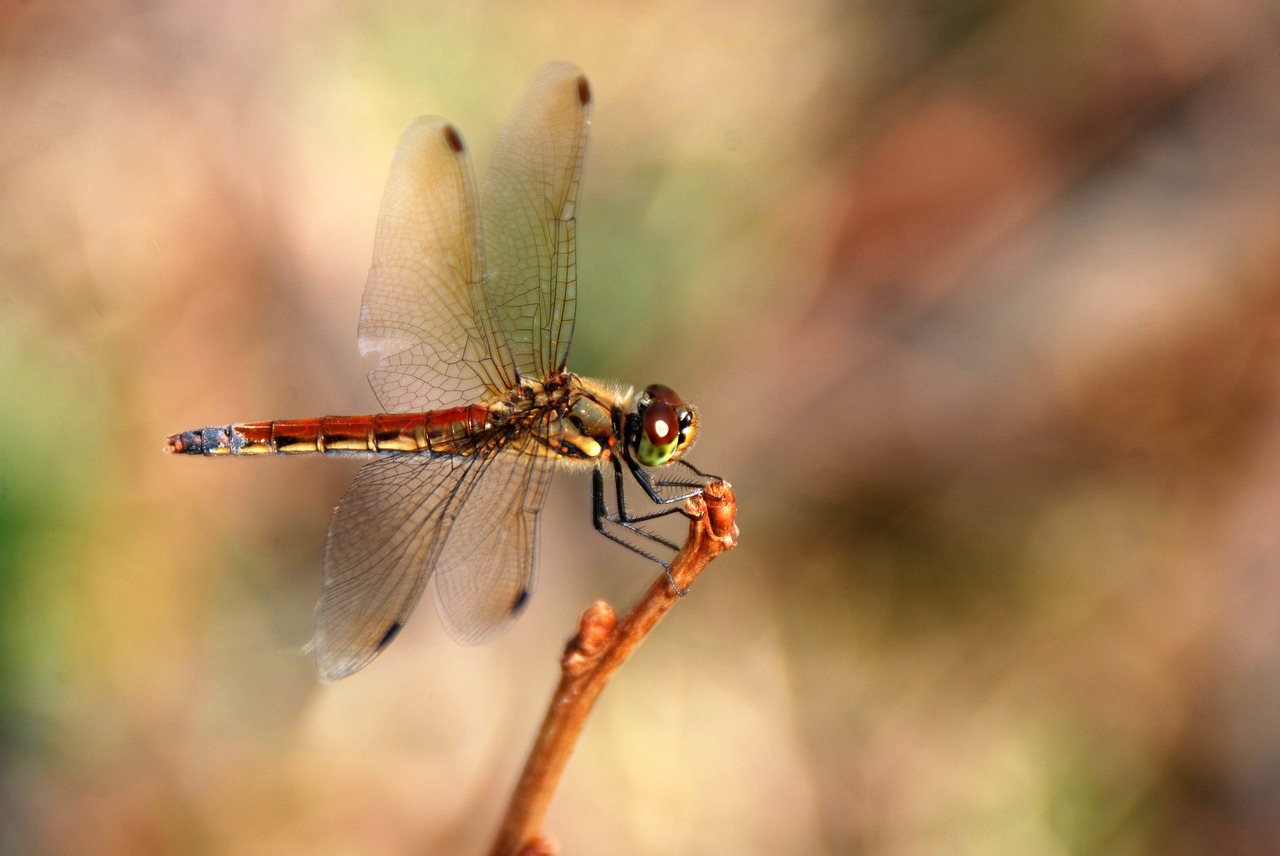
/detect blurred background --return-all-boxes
[4,0,1280,853]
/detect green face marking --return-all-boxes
[636,433,678,467]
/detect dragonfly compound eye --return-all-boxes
[636,398,680,466]
[643,383,682,408]
[644,399,678,445]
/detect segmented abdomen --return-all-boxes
[166,406,494,456]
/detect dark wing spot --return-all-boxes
[375,622,404,653]
[576,75,591,106]
[510,587,530,614]
[442,124,465,153]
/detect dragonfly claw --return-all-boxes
[665,565,688,597]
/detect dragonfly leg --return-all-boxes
[594,465,683,550]
[616,460,707,533]
[676,457,722,482]
[591,465,691,596]
[624,459,704,517]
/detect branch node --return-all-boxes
[561,601,616,676]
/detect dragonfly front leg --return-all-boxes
[591,463,696,595]
[592,465,682,552]
[624,457,705,509]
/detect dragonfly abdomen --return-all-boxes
[166,407,494,457]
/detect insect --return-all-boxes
[168,62,715,680]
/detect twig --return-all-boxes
[488,481,739,856]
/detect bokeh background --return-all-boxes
[5,1,1280,853]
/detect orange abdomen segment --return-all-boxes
[166,407,493,457]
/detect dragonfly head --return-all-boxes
[626,384,698,467]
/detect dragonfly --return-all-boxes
[167,62,715,681]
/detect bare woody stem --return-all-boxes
[488,481,739,856]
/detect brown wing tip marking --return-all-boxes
[576,74,591,107]
[442,124,465,153]
[375,621,405,653]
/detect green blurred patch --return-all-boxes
[1042,720,1162,856]
[0,312,106,760]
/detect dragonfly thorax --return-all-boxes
[549,377,696,469]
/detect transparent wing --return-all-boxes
[312,438,556,680]
[359,117,516,412]
[313,455,477,680]
[481,61,592,382]
[430,424,557,642]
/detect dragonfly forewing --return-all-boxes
[359,117,516,412]
[481,60,592,382]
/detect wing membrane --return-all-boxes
[359,118,516,412]
[313,455,476,680]
[313,435,557,679]
[430,421,557,642]
[481,61,591,381]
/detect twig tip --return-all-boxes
[701,481,738,542]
